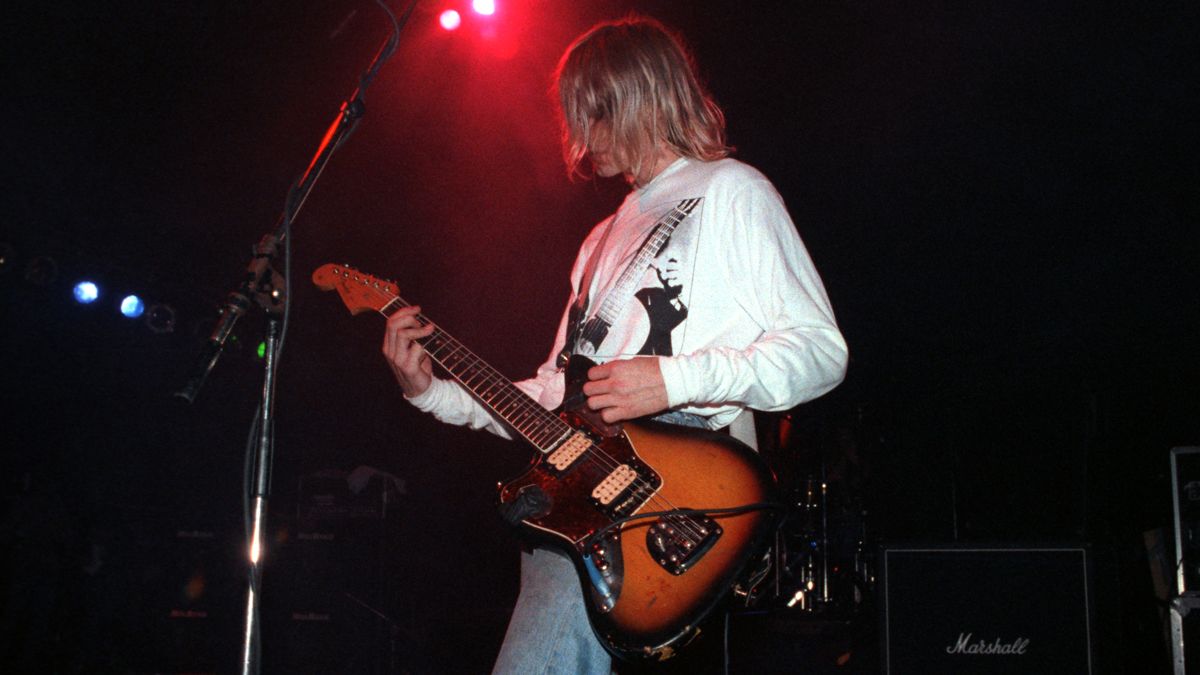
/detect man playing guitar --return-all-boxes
[381,15,847,674]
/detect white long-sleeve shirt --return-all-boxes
[408,157,848,437]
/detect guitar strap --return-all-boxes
[570,211,618,333]
[565,198,699,360]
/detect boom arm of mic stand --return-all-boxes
[171,14,401,403]
[173,71,372,405]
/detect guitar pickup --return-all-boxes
[589,459,661,519]
[592,465,637,504]
[647,513,722,576]
[546,432,592,473]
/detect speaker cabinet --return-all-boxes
[879,545,1094,674]
[261,509,400,674]
[136,525,241,674]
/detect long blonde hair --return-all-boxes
[554,16,731,180]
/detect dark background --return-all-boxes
[1,0,1196,672]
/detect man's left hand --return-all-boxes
[582,357,669,423]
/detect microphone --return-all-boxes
[174,291,250,403]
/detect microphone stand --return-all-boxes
[171,3,415,674]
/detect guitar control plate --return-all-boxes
[647,512,722,576]
[582,531,624,613]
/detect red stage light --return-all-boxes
[472,0,496,16]
[439,9,462,30]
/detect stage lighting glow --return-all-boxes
[184,573,206,601]
[120,294,145,318]
[73,281,100,304]
[439,9,461,30]
[472,0,496,16]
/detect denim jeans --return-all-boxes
[491,546,612,674]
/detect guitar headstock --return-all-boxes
[312,263,399,315]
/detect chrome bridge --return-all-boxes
[647,512,722,575]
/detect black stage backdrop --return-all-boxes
[1,1,1196,673]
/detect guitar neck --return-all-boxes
[378,297,569,452]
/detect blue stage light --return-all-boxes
[120,294,145,318]
[73,281,100,304]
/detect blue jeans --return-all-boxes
[491,547,612,674]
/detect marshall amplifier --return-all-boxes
[879,545,1094,674]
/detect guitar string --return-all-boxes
[364,280,711,544]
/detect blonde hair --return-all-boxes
[554,16,731,180]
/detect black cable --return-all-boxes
[243,408,260,543]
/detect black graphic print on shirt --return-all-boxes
[589,195,703,362]
[635,252,688,355]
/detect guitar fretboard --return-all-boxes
[379,297,571,453]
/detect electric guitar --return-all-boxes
[313,263,779,661]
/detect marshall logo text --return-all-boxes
[945,633,1031,655]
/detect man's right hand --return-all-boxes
[382,305,436,397]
